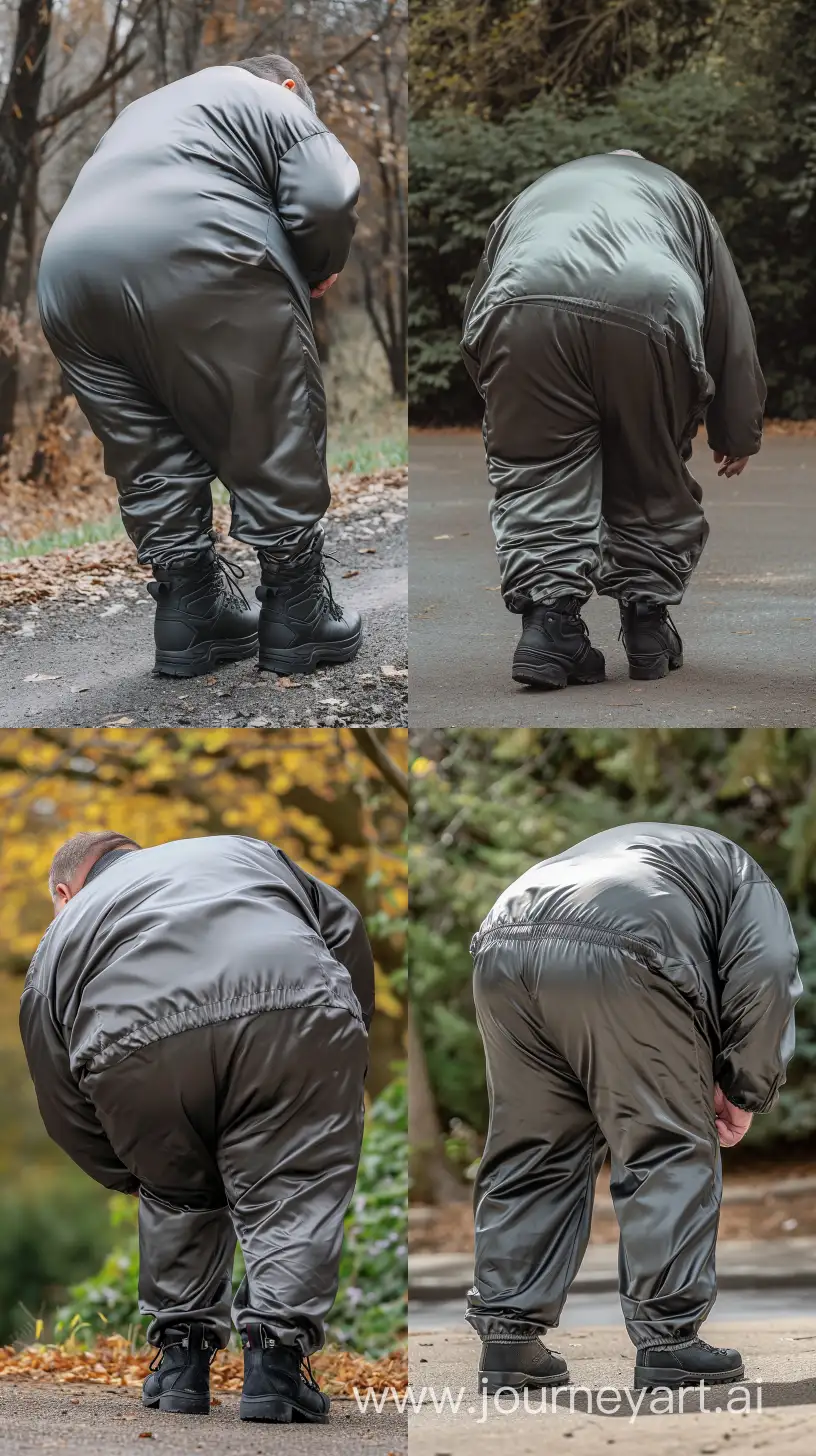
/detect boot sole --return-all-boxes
[154,634,259,679]
[627,653,683,682]
[512,652,605,690]
[239,1395,329,1424]
[480,1369,570,1394]
[633,1362,744,1390]
[258,625,363,676]
[143,1391,211,1415]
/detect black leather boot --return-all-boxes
[239,1324,330,1424]
[478,1338,570,1394]
[512,597,605,689]
[256,537,362,675]
[634,1337,744,1389]
[148,547,259,677]
[142,1323,219,1414]
[619,599,683,680]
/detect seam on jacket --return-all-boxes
[466,293,706,373]
[471,919,660,966]
[80,988,363,1074]
[277,127,329,163]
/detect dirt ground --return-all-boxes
[411,1162,816,1252]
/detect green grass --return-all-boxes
[0,515,125,562]
[327,431,408,475]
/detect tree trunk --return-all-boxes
[0,151,40,453]
[408,1002,466,1204]
[0,0,53,290]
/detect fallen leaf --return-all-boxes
[104,716,134,726]
[100,603,126,618]
[24,673,59,682]
[380,665,408,679]
[70,686,90,694]
[433,534,452,540]
[342,570,360,579]
[358,547,377,554]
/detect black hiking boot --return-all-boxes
[619,599,683,680]
[142,1323,219,1414]
[256,536,362,675]
[634,1337,744,1389]
[478,1338,570,1394]
[511,598,605,689]
[148,547,259,678]
[239,1324,330,1424]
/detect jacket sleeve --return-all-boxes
[715,877,802,1113]
[702,215,766,460]
[19,987,139,1193]
[274,849,375,1030]
[276,130,360,284]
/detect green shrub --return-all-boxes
[56,1075,407,1357]
[0,1175,113,1345]
[409,67,816,421]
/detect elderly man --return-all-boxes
[20,830,374,1423]
[462,152,765,688]
[468,823,800,1391]
[38,55,362,679]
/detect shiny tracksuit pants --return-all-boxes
[463,302,713,612]
[39,269,329,569]
[468,929,721,1350]
[84,1006,367,1352]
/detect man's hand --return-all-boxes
[310,273,338,300]
[714,1084,753,1147]
[713,451,749,478]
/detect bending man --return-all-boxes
[20,830,373,1423]
[462,152,765,689]
[38,56,362,679]
[468,822,799,1391]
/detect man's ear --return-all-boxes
[53,882,73,914]
[283,78,297,92]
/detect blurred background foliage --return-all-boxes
[409,0,816,421]
[409,728,816,1201]
[0,727,407,1351]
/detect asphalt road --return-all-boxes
[0,515,407,729]
[410,431,816,726]
[0,1385,406,1455]
[408,1318,816,1455]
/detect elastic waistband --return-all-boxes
[471,918,659,966]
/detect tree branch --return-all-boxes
[351,729,408,802]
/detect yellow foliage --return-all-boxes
[0,730,407,1033]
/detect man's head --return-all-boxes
[49,831,141,914]
[231,53,316,114]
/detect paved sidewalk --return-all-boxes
[0,1383,407,1455]
[410,1238,816,1301]
[408,1318,816,1455]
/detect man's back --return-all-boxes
[478,822,761,973]
[38,66,358,331]
[464,154,715,366]
[25,835,362,1075]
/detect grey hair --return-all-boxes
[49,830,140,895]
[231,53,316,113]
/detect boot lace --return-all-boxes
[209,552,250,609]
[148,1335,219,1370]
[301,1354,321,1391]
[618,603,678,643]
[301,550,344,622]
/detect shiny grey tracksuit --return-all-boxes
[20,836,373,1353]
[462,155,766,612]
[37,68,360,569]
[468,824,800,1349]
